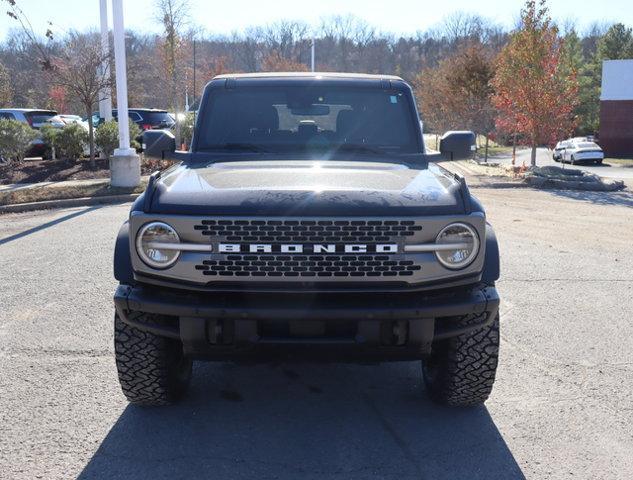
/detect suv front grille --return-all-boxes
[188,217,427,282]
[194,219,422,243]
[194,254,422,278]
[130,214,486,287]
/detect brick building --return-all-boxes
[600,59,633,158]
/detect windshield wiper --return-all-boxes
[336,144,386,154]
[204,143,269,153]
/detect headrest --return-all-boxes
[337,109,362,140]
[249,105,279,131]
[298,119,318,136]
[336,110,357,135]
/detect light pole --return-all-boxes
[311,37,315,72]
[98,0,112,122]
[109,0,140,187]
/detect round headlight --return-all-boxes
[136,222,180,269]
[435,223,479,270]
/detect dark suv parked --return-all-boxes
[113,72,501,408]
[92,108,175,130]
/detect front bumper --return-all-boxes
[114,283,499,361]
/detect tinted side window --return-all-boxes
[0,112,15,120]
[141,111,173,123]
[113,111,142,122]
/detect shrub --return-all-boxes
[180,112,195,148]
[55,123,88,160]
[0,118,37,163]
[129,122,141,150]
[40,124,60,158]
[95,120,118,158]
[96,120,142,158]
[40,124,59,146]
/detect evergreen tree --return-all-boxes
[579,23,633,135]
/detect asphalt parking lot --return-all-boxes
[1,187,632,480]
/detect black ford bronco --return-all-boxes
[113,72,500,407]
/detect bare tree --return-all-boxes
[233,28,263,71]
[0,61,12,107]
[441,12,485,43]
[155,0,190,145]
[53,33,112,166]
[262,21,310,65]
[4,1,111,167]
[320,15,375,71]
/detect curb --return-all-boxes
[0,193,139,214]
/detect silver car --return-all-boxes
[0,108,63,157]
[553,138,604,164]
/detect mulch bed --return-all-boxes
[0,157,173,185]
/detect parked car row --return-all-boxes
[1,107,177,159]
[0,109,62,156]
[553,137,604,164]
[91,108,176,130]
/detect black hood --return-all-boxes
[147,159,467,216]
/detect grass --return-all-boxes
[480,145,513,157]
[0,177,147,206]
[423,133,512,156]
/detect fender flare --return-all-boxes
[482,223,500,284]
[113,221,134,284]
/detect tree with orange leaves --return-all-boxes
[492,0,578,166]
[48,85,66,113]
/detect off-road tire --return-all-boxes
[422,313,499,407]
[114,313,192,406]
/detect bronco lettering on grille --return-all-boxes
[218,243,398,254]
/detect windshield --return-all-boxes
[197,86,419,154]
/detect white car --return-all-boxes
[553,139,604,164]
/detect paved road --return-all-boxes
[1,189,633,479]
[489,147,633,180]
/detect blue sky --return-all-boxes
[1,0,631,39]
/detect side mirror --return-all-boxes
[439,131,476,160]
[142,129,176,159]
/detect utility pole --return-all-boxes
[109,0,140,187]
[98,0,112,122]
[192,39,197,124]
[311,37,315,72]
